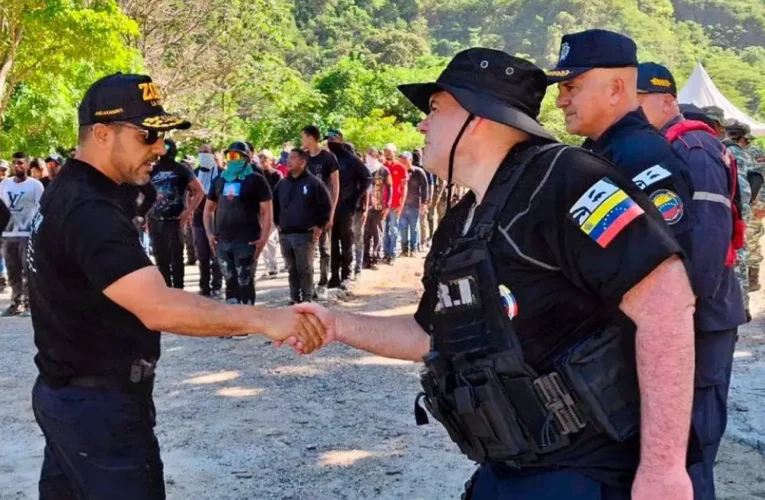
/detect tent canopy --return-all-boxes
[678,63,765,137]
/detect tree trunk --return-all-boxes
[0,25,24,125]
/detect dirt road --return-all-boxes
[1,255,764,499]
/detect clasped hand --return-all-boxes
[264,303,336,355]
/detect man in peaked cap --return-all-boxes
[549,31,697,256]
[27,73,323,498]
[638,62,747,500]
[289,48,695,499]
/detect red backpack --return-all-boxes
[665,120,744,267]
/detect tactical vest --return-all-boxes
[414,144,641,466]
[665,120,744,266]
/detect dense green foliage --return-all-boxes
[2,0,765,156]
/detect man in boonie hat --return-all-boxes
[290,47,696,500]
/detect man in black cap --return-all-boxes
[27,73,323,499]
[148,138,205,289]
[549,30,696,260]
[289,48,695,499]
[42,154,63,188]
[204,141,273,308]
[638,62,747,500]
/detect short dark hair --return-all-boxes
[12,152,28,160]
[290,148,309,161]
[30,159,42,168]
[245,141,255,154]
[301,125,321,142]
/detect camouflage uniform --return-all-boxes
[725,139,754,308]
[746,142,765,290]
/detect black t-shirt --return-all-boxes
[415,144,682,488]
[149,159,195,219]
[29,159,159,382]
[207,173,272,242]
[261,168,282,193]
[306,149,339,189]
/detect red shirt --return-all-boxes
[385,160,408,209]
[275,163,289,179]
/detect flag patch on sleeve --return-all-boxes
[569,178,645,248]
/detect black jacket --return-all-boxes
[273,170,332,233]
[328,142,371,214]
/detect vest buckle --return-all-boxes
[533,372,587,435]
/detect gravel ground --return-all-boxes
[1,253,764,499]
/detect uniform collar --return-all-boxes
[588,108,654,154]
[65,158,121,194]
[660,114,684,135]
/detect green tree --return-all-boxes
[0,0,139,154]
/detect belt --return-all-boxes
[68,375,154,394]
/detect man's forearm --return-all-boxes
[203,206,214,236]
[147,287,273,336]
[621,256,695,470]
[335,312,430,362]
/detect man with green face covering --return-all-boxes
[203,141,273,306]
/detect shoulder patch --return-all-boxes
[631,165,672,190]
[650,189,684,225]
[569,178,645,248]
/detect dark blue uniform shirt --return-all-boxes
[661,116,747,332]
[584,109,696,264]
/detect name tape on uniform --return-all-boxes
[631,165,671,190]
[569,178,645,248]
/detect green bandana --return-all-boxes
[221,160,254,182]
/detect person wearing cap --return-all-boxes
[325,129,371,288]
[397,150,429,257]
[147,138,205,289]
[381,143,408,264]
[734,127,765,294]
[204,140,273,308]
[637,62,747,500]
[363,147,392,270]
[290,48,696,499]
[27,73,323,498]
[549,30,696,265]
[1,151,44,317]
[257,148,283,280]
[719,120,757,311]
[43,153,63,188]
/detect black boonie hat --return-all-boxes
[397,48,555,141]
[637,63,677,96]
[225,141,250,156]
[78,73,190,131]
[547,29,638,85]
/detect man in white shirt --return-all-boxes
[0,152,44,316]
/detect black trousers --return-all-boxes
[330,211,354,282]
[32,377,165,500]
[192,226,221,295]
[363,209,384,264]
[149,218,184,289]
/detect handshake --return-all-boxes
[262,302,336,355]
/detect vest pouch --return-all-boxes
[556,321,639,442]
[444,366,533,461]
[419,369,478,458]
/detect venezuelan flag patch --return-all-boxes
[569,178,645,248]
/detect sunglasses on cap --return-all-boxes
[225,151,246,161]
[112,122,165,145]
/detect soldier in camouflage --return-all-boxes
[742,132,765,291]
[722,119,755,312]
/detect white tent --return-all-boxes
[677,63,765,137]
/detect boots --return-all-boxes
[749,267,761,293]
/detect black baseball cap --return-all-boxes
[78,73,190,131]
[637,63,677,96]
[398,48,555,141]
[547,29,638,84]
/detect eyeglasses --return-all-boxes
[226,151,246,161]
[112,122,165,145]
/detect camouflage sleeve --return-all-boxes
[732,147,753,217]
